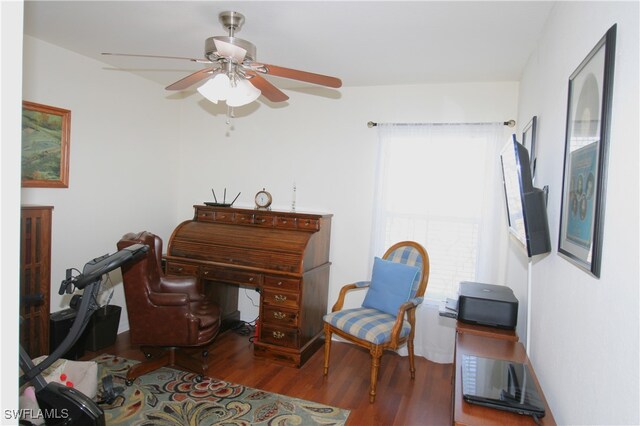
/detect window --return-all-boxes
[372,123,508,301]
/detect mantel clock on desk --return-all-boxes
[164,205,332,367]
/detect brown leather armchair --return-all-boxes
[117,231,221,383]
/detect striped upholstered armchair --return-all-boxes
[323,241,430,403]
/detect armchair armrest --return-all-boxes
[407,296,424,306]
[148,291,189,306]
[159,276,204,302]
[331,281,371,312]
[388,296,424,347]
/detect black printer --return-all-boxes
[457,281,518,329]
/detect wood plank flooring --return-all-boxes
[83,329,453,425]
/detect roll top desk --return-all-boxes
[165,205,332,367]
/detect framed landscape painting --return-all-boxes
[21,101,71,188]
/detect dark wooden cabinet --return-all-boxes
[165,206,332,367]
[20,205,53,358]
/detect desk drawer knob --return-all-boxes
[273,311,286,320]
[272,331,285,339]
[248,277,254,282]
[274,294,287,303]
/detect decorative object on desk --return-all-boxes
[205,188,240,207]
[291,182,296,212]
[94,354,350,426]
[558,24,616,278]
[101,11,341,109]
[21,101,71,188]
[522,116,538,181]
[255,188,272,210]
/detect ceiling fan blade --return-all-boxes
[165,67,216,91]
[256,63,342,88]
[246,73,289,102]
[101,52,211,64]
[212,39,247,64]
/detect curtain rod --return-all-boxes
[367,120,516,128]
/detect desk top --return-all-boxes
[454,333,556,425]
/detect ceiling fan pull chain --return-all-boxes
[226,105,235,126]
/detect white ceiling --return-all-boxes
[23,1,555,91]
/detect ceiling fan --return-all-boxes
[102,11,342,106]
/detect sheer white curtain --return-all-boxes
[371,123,509,362]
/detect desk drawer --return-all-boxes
[262,306,299,327]
[260,324,299,348]
[195,208,215,222]
[235,213,254,224]
[262,289,299,309]
[201,267,261,287]
[253,214,274,227]
[263,276,300,292]
[297,218,319,231]
[214,211,235,223]
[275,216,297,229]
[165,261,199,276]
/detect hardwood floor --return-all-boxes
[83,328,454,425]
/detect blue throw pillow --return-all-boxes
[362,257,420,316]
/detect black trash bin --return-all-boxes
[84,305,122,351]
[50,308,89,360]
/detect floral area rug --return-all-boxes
[94,354,349,426]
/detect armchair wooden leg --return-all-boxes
[369,345,383,403]
[408,338,416,379]
[323,324,332,376]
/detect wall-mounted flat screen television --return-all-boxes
[500,135,551,257]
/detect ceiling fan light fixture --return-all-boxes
[226,78,261,107]
[197,72,261,107]
[197,72,231,103]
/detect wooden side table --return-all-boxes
[455,320,518,342]
[452,332,556,425]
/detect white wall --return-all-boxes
[513,2,639,424]
[175,82,518,319]
[1,0,24,419]
[21,36,181,332]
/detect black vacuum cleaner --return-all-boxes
[19,243,148,426]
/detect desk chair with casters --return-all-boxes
[117,231,221,384]
[323,241,430,403]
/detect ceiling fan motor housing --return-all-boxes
[205,36,256,62]
[219,11,244,33]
